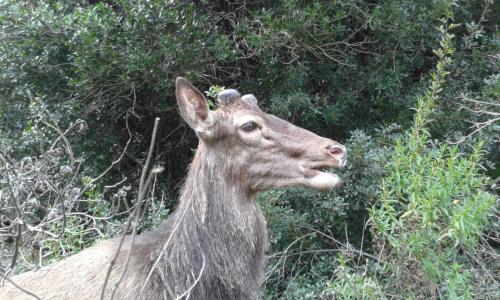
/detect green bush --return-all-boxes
[261,126,397,298]
[323,255,386,300]
[0,0,498,298]
[369,18,497,299]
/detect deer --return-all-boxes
[0,77,347,299]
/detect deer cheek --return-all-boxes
[238,132,263,147]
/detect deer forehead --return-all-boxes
[214,91,292,135]
[232,111,265,125]
[216,100,261,121]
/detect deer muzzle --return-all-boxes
[301,140,347,190]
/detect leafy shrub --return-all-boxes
[0,0,498,298]
[261,126,398,298]
[263,7,498,298]
[323,255,386,300]
[369,18,497,299]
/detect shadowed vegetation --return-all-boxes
[0,0,498,299]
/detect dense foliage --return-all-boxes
[0,0,498,298]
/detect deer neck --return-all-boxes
[178,144,266,239]
[161,143,267,265]
[138,144,267,298]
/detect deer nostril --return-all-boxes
[329,146,344,157]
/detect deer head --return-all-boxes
[176,77,346,192]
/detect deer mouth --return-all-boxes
[302,165,342,190]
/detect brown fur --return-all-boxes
[0,78,346,299]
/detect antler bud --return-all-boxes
[241,94,258,106]
[217,89,240,105]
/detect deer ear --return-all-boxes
[175,77,215,133]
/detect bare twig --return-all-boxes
[101,117,161,300]
[267,248,382,263]
[138,178,196,298]
[174,253,206,300]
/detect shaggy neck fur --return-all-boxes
[144,143,268,299]
[0,143,268,300]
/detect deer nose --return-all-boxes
[326,144,347,167]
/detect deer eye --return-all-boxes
[240,121,257,132]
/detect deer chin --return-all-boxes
[303,168,342,190]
